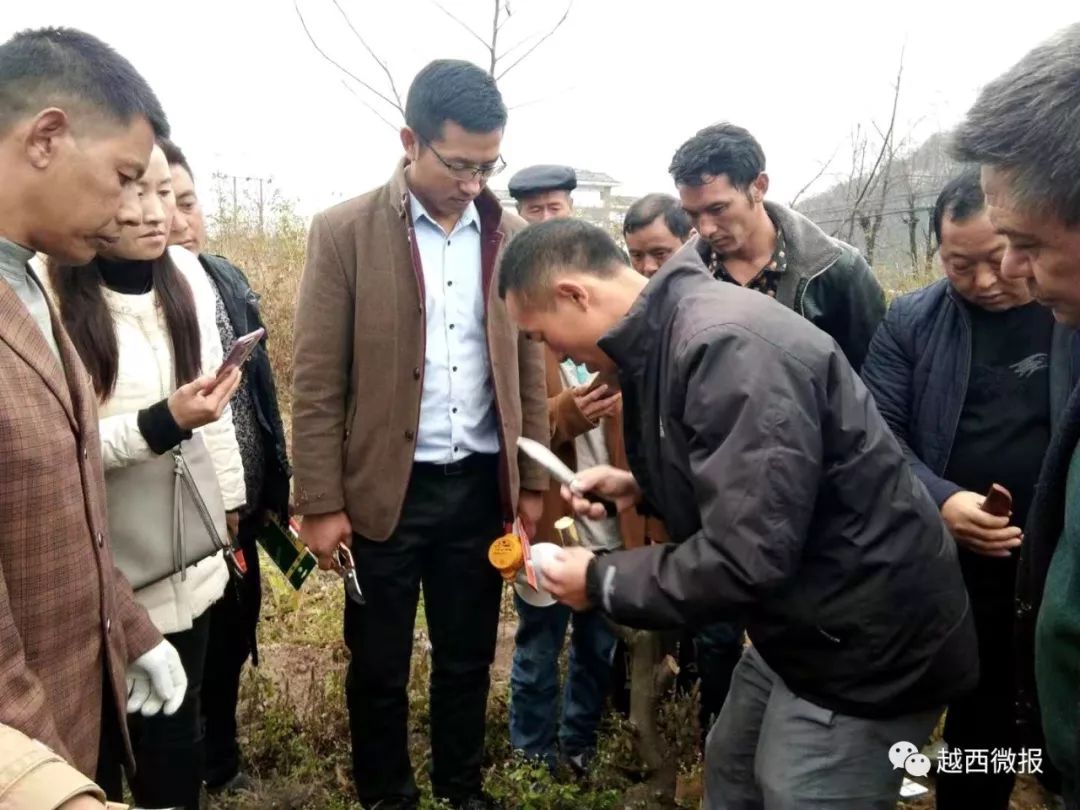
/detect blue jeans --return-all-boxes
[509,594,616,764]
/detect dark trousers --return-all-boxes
[677,620,745,747]
[344,454,504,808]
[202,515,262,788]
[97,610,211,810]
[937,549,1018,810]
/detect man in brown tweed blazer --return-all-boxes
[0,28,188,782]
[293,60,548,809]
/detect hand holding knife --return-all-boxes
[517,437,618,518]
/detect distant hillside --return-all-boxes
[795,131,959,278]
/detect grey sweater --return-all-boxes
[0,238,59,361]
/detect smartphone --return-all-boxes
[580,369,620,394]
[981,483,1013,517]
[213,327,265,384]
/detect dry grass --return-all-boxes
[207,185,306,431]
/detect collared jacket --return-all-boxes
[0,275,161,777]
[588,247,977,719]
[861,277,1074,507]
[691,201,885,372]
[292,160,548,538]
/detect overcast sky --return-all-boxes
[4,2,1077,217]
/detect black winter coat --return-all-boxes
[590,250,977,719]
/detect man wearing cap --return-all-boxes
[506,165,662,774]
[508,164,577,223]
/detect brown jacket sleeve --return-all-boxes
[291,212,355,515]
[545,351,595,450]
[549,388,596,449]
[115,568,161,662]
[0,724,124,809]
[517,334,549,492]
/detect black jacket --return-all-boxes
[589,249,977,718]
[712,201,886,373]
[199,253,291,522]
[862,278,1075,507]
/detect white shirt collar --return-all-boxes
[409,192,479,236]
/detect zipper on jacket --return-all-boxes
[795,255,841,316]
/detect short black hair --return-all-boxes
[932,168,986,246]
[668,123,765,189]
[623,193,692,240]
[159,137,193,180]
[0,27,169,138]
[405,59,506,144]
[498,219,625,304]
[953,22,1080,226]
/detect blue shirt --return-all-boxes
[409,194,499,463]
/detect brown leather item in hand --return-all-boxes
[981,483,1013,517]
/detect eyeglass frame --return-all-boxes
[421,138,506,181]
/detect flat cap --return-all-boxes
[507,164,577,200]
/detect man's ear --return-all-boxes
[400,126,420,163]
[25,108,70,169]
[554,278,590,310]
[750,172,769,203]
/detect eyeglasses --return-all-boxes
[424,140,506,182]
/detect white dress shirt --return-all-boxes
[409,193,499,463]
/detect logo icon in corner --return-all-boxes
[889,741,931,777]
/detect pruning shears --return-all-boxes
[333,543,366,605]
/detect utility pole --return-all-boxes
[218,173,273,231]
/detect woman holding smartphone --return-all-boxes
[41,142,245,810]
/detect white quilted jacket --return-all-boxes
[39,246,246,633]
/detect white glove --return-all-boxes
[125,640,187,716]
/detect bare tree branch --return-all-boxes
[789,146,839,208]
[430,0,493,53]
[496,0,513,32]
[837,46,905,241]
[488,0,502,76]
[339,80,400,132]
[331,0,405,113]
[303,0,575,125]
[497,29,542,61]
[495,0,573,81]
[295,0,404,117]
